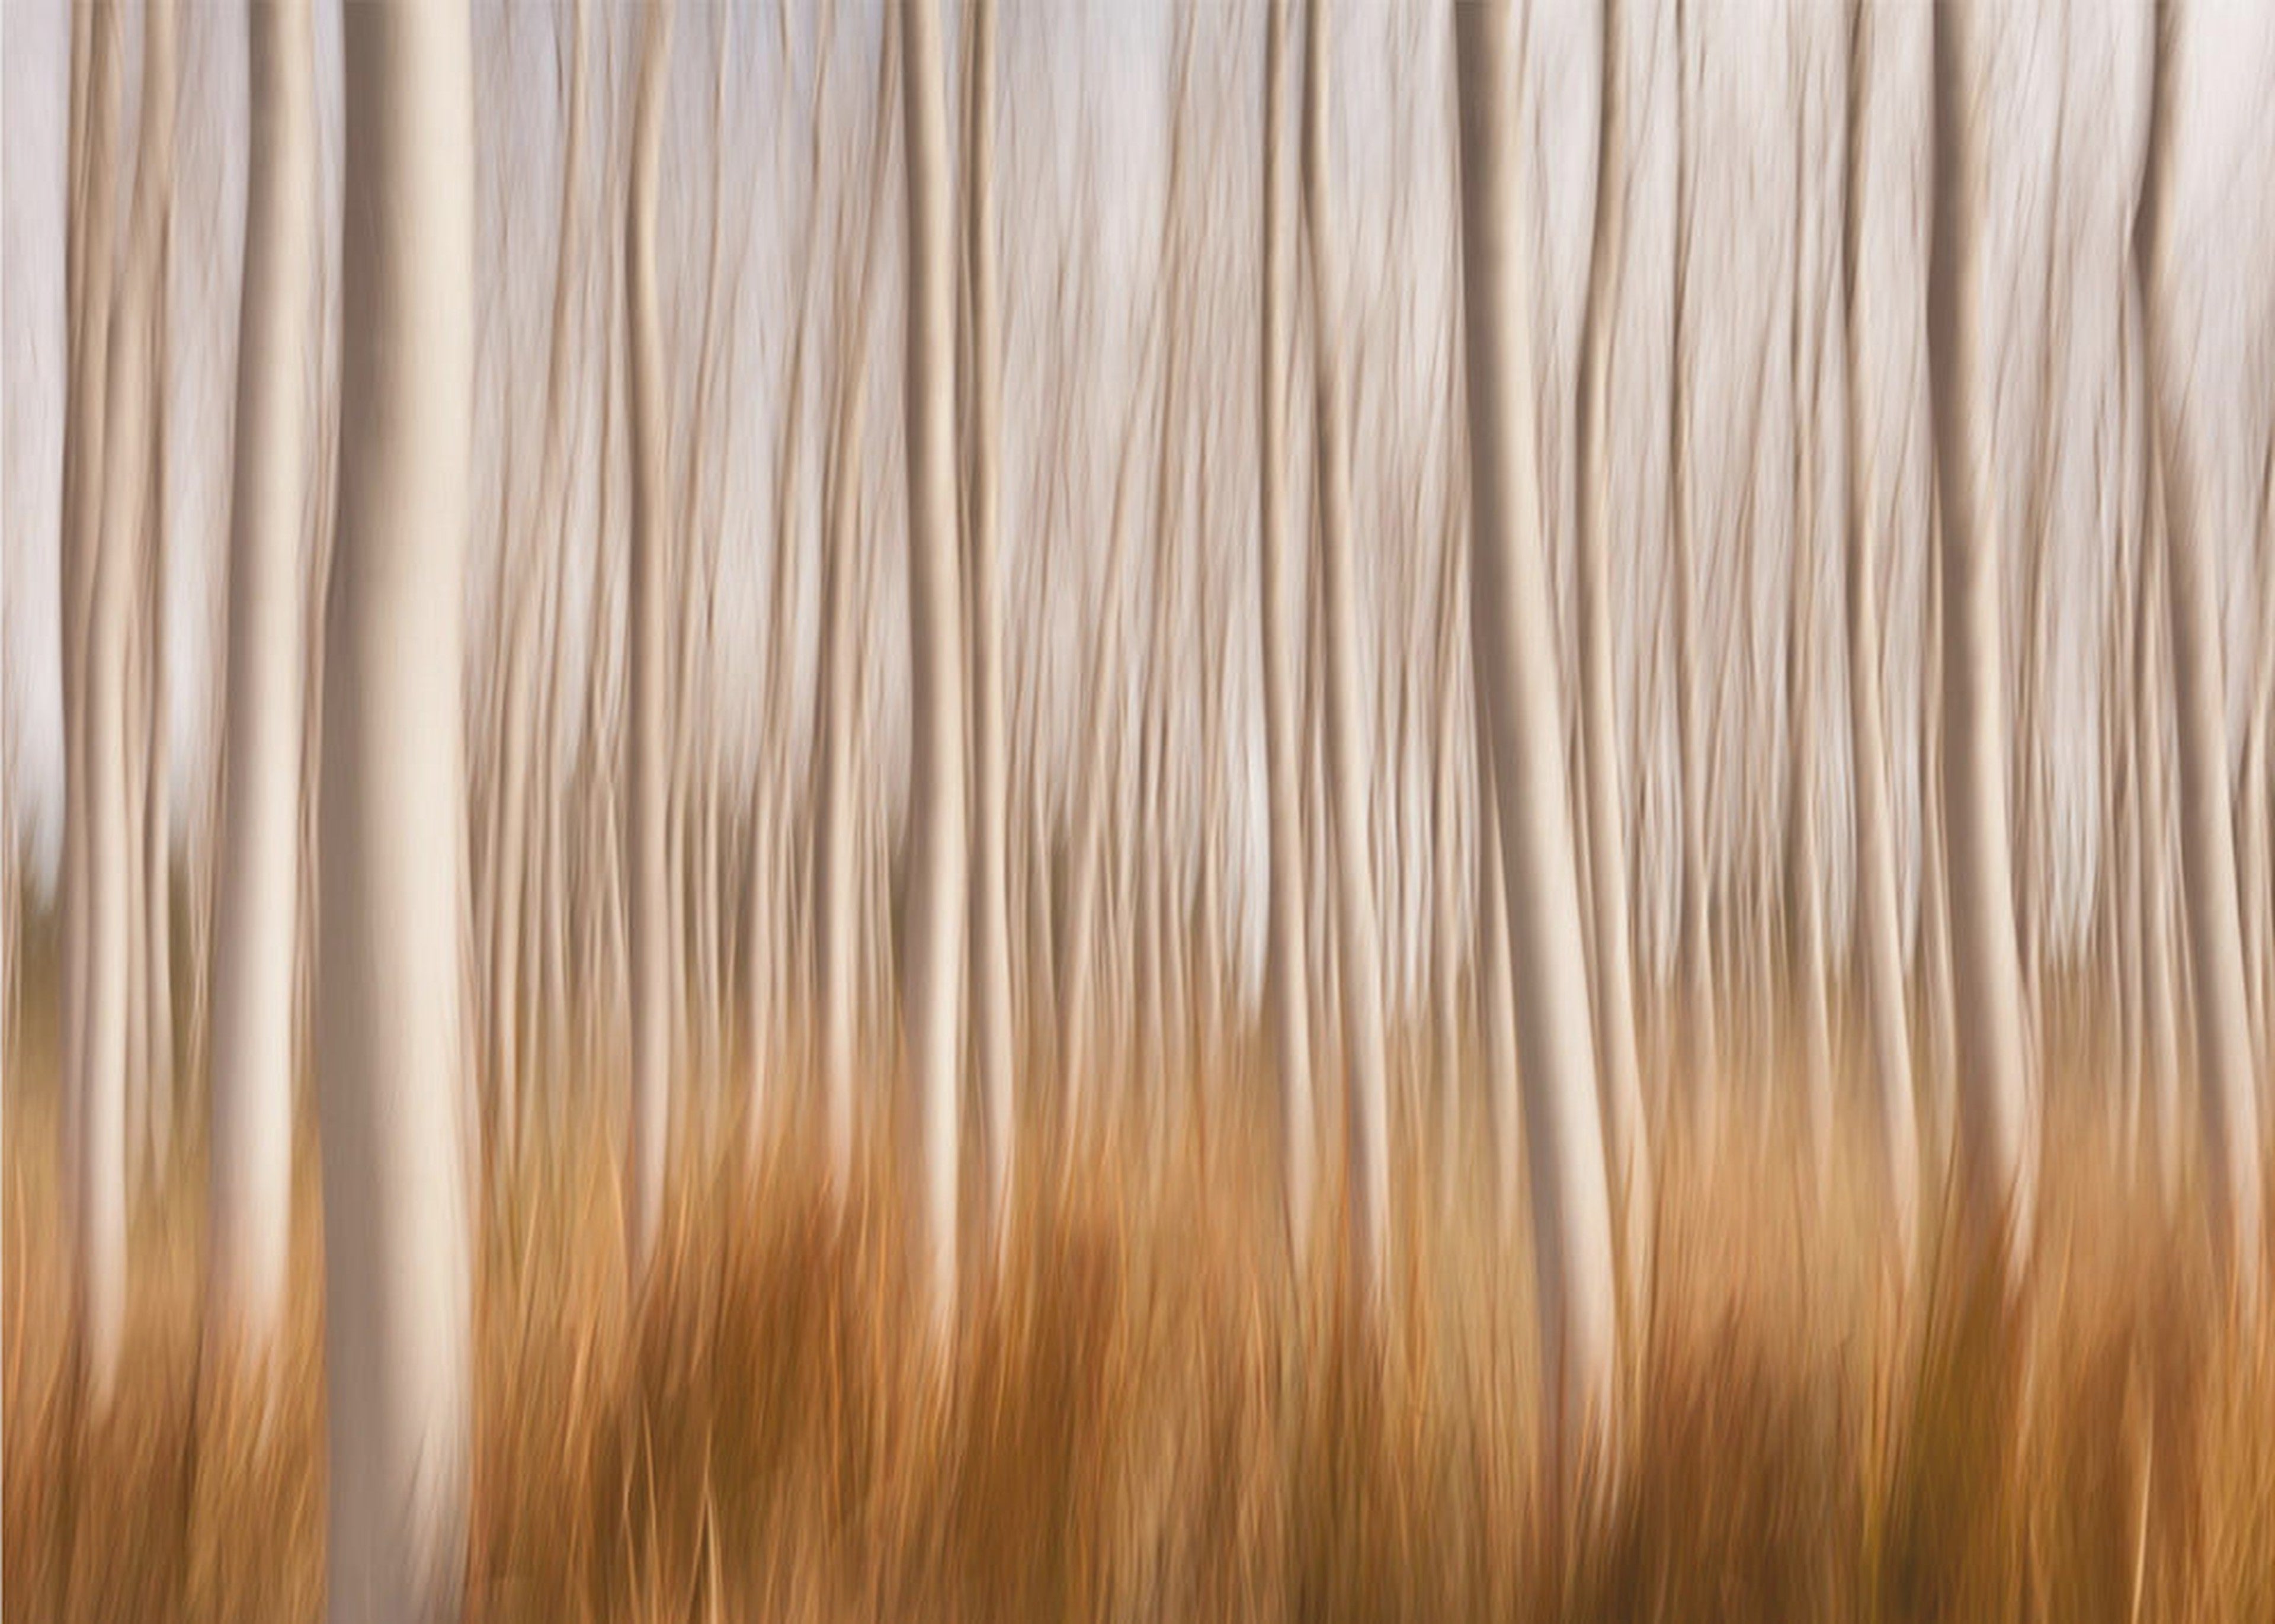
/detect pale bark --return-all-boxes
[960,0,1014,1251]
[624,0,676,1283]
[1927,0,2037,1272]
[1839,0,1918,1270]
[1455,0,1620,1468]
[320,0,478,1613]
[2139,15,2264,1301]
[1302,0,1391,1308]
[208,0,316,1362]
[59,0,124,1399]
[1575,0,1652,1296]
[901,0,968,1331]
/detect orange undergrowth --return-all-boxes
[7,1036,2275,1620]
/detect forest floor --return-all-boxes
[8,1032,2275,1621]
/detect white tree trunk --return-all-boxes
[320,0,477,1613]
[1927,0,2037,1273]
[624,0,677,1284]
[960,0,1014,1253]
[1840,0,1918,1271]
[1455,0,1620,1469]
[2139,19,2264,1302]
[1302,0,1392,1308]
[208,0,315,1363]
[1575,0,1652,1301]
[901,0,967,1332]
[1259,0,1315,1254]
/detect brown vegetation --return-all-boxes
[9,989,2274,1621]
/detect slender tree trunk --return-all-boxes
[321,0,478,1612]
[1302,0,1392,1308]
[2138,14,2264,1301]
[1927,0,2037,1273]
[624,0,677,1284]
[59,0,123,1383]
[901,0,967,1332]
[1455,0,1620,1470]
[959,0,1014,1254]
[208,0,316,1363]
[1575,0,1652,1299]
[1839,0,1918,1270]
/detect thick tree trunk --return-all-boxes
[1302,0,1392,1308]
[624,0,677,1284]
[1455,0,1620,1469]
[1927,0,2037,1274]
[320,0,478,1613]
[901,0,968,1331]
[208,0,316,1363]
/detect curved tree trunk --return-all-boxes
[1838,0,1918,1271]
[2138,13,2264,1303]
[1575,0,1652,1302]
[901,0,968,1332]
[208,0,316,1364]
[624,0,677,1285]
[1302,0,1392,1308]
[1927,0,2037,1274]
[321,0,478,1613]
[1455,0,1620,1470]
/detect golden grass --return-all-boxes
[8,1042,2275,1621]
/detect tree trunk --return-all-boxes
[1838,0,1918,1270]
[624,0,677,1284]
[1927,0,2037,1273]
[1455,0,1620,1470]
[208,0,316,1363]
[2138,12,2264,1302]
[901,0,967,1332]
[960,0,1014,1254]
[320,0,478,1612]
[1302,0,1392,1308]
[1575,0,1652,1300]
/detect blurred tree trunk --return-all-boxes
[1575,0,1652,1299]
[208,0,316,1363]
[1839,0,1918,1271]
[2138,10,2263,1302]
[65,0,130,1408]
[1927,0,2037,1274]
[1455,0,1620,1470]
[901,0,968,1331]
[1669,0,1718,1143]
[624,0,676,1283]
[959,0,1014,1253]
[1302,0,1391,1308]
[320,0,478,1612]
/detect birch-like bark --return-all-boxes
[321,0,477,1612]
[208,0,316,1362]
[1839,0,1918,1270]
[959,0,1014,1253]
[1927,0,2037,1272]
[1455,0,1620,1468]
[1574,0,1651,1295]
[901,0,968,1331]
[1302,0,1392,1307]
[624,0,677,1283]
[2138,9,2263,1301]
